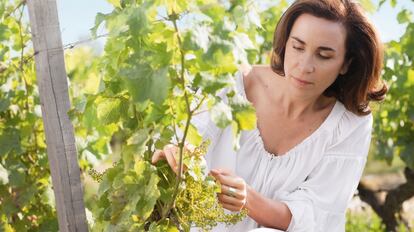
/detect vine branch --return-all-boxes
[161,10,194,220]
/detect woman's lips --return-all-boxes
[291,76,313,85]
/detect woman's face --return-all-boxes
[283,13,349,98]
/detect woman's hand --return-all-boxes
[210,168,247,212]
[151,143,196,175]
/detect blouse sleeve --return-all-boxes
[190,102,222,146]
[276,112,373,232]
[173,85,231,148]
[174,70,245,148]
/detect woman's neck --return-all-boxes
[272,75,332,119]
[252,64,335,119]
[278,92,324,119]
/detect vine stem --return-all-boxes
[3,0,26,19]
[160,10,194,221]
[16,5,30,112]
[159,8,210,223]
[16,4,40,153]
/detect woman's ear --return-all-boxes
[340,58,353,75]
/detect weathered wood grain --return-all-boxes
[27,0,88,231]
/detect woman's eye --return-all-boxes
[293,46,304,51]
[318,54,331,60]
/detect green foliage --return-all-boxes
[346,209,385,232]
[92,159,161,231]
[73,0,275,230]
[373,2,414,170]
[0,0,57,231]
[89,141,248,231]
[346,208,412,232]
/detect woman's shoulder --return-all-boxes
[327,102,373,150]
[339,105,373,129]
[238,64,278,95]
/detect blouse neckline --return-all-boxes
[236,69,343,158]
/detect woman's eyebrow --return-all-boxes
[291,36,336,52]
[291,36,305,44]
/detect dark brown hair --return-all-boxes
[270,0,387,116]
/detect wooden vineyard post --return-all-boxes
[26,0,88,231]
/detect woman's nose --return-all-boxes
[298,55,315,74]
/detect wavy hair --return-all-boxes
[271,0,388,115]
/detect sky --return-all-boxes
[55,0,414,52]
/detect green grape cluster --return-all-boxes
[174,174,248,231]
[88,169,106,182]
[171,141,248,231]
[88,162,118,183]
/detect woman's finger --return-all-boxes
[217,193,245,207]
[163,144,179,174]
[151,150,165,164]
[184,142,196,153]
[211,172,245,190]
[220,183,246,200]
[212,168,233,176]
[220,202,243,212]
[153,144,193,175]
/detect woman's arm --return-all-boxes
[246,185,292,230]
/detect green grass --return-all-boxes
[346,208,385,232]
[346,208,413,232]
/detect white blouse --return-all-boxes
[190,70,372,232]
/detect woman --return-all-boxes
[152,0,387,231]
